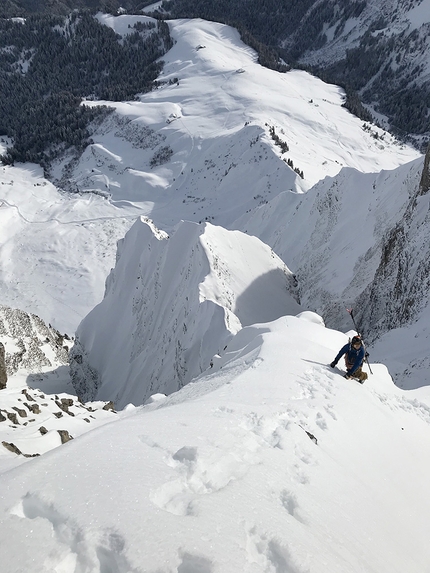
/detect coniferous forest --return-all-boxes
[0,11,172,166]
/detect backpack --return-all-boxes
[346,335,368,369]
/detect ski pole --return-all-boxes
[346,308,373,375]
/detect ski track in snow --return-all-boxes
[148,364,333,524]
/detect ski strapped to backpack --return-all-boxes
[346,308,373,375]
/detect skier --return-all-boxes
[330,335,368,382]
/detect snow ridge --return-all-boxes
[70,217,300,407]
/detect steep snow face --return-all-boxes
[2,314,430,573]
[70,218,300,407]
[234,155,430,388]
[0,17,420,336]
[236,157,423,323]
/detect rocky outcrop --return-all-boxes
[1,441,40,458]
[419,145,430,195]
[0,305,69,377]
[57,430,73,444]
[0,385,117,460]
[70,218,301,407]
[356,172,430,341]
[0,342,6,389]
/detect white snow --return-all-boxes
[1,15,430,572]
[0,163,140,334]
[70,218,300,408]
[1,314,430,572]
[0,17,420,336]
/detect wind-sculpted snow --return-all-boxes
[0,306,117,472]
[70,218,300,407]
[54,18,419,230]
[2,314,430,573]
[0,17,420,337]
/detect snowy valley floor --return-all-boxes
[1,313,430,573]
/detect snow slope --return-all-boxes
[1,313,430,572]
[0,16,420,337]
[64,17,419,228]
[0,162,140,334]
[234,153,430,388]
[1,16,430,571]
[70,217,300,407]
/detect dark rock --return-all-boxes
[39,426,48,435]
[103,401,115,411]
[2,441,22,455]
[419,145,430,195]
[0,342,6,389]
[0,411,6,422]
[53,412,63,418]
[57,430,73,444]
[27,403,41,414]
[7,412,19,425]
[55,400,69,413]
[21,389,35,401]
[12,406,27,418]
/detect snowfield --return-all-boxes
[1,14,430,573]
[1,314,430,572]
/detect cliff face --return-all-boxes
[0,342,6,390]
[233,151,430,388]
[419,145,430,195]
[0,305,70,380]
[70,218,301,407]
[356,147,430,333]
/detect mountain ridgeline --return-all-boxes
[1,0,429,161]
[0,11,172,166]
[157,0,430,145]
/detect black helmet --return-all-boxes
[351,336,362,346]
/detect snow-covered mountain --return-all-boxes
[158,0,430,139]
[54,16,419,212]
[2,313,430,572]
[290,0,430,138]
[1,15,427,388]
[70,217,300,407]
[235,149,430,388]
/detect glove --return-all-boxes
[344,373,351,380]
[330,361,336,368]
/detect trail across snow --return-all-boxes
[1,314,430,572]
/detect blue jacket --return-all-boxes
[333,343,365,375]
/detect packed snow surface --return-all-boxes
[1,314,430,572]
